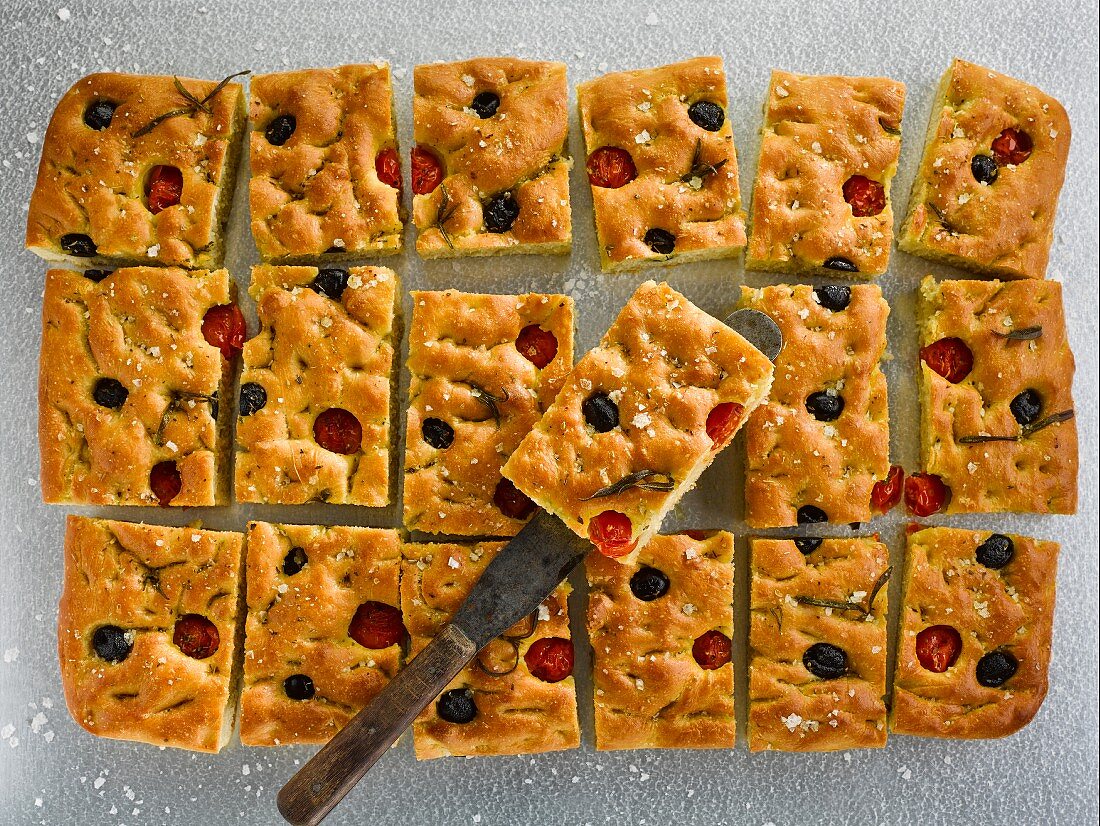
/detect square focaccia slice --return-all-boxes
[503,281,773,564]
[748,537,890,751]
[739,284,891,527]
[26,71,246,269]
[39,266,239,506]
[891,527,1058,738]
[235,265,399,506]
[58,517,244,753]
[747,70,906,277]
[249,64,403,261]
[403,290,574,536]
[916,276,1077,514]
[401,542,579,758]
[577,56,746,271]
[587,532,735,750]
[412,57,571,257]
[239,522,403,746]
[899,59,1071,280]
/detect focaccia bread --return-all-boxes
[249,64,403,261]
[39,266,239,506]
[26,71,245,269]
[899,59,1071,280]
[891,527,1058,738]
[404,290,574,535]
[748,537,890,752]
[58,516,244,753]
[239,522,404,746]
[917,276,1077,514]
[747,70,906,277]
[577,56,746,271]
[739,284,891,527]
[503,281,773,564]
[412,57,571,257]
[401,541,579,759]
[235,265,399,506]
[587,532,735,750]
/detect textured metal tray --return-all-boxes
[0,1,1096,824]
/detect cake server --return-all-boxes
[277,308,781,826]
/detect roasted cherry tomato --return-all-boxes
[493,478,537,520]
[201,304,246,360]
[348,601,408,649]
[916,625,962,672]
[524,637,574,683]
[375,147,401,190]
[920,337,973,383]
[173,614,220,659]
[411,146,443,195]
[150,460,182,506]
[692,630,732,670]
[905,472,949,516]
[515,324,558,368]
[991,128,1033,166]
[313,408,362,455]
[842,175,886,217]
[585,146,637,189]
[871,465,904,513]
[588,510,636,558]
[145,165,183,214]
[706,402,745,448]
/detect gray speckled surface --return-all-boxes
[1,0,1097,824]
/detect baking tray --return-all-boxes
[0,1,1096,823]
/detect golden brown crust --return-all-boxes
[413,58,571,257]
[587,533,735,750]
[403,290,574,535]
[58,516,244,753]
[401,542,579,758]
[918,276,1077,514]
[39,267,233,506]
[891,527,1058,739]
[235,265,398,506]
[249,64,403,261]
[502,281,773,564]
[577,57,746,271]
[26,72,245,269]
[748,537,889,752]
[747,70,905,277]
[739,284,890,527]
[239,522,403,746]
[899,59,1071,280]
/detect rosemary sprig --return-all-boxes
[796,567,891,619]
[470,384,508,423]
[679,139,727,189]
[958,409,1075,445]
[133,69,250,138]
[992,326,1042,341]
[155,391,218,445]
[580,469,675,500]
[432,184,458,249]
[928,202,958,235]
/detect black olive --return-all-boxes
[644,228,676,255]
[239,383,267,417]
[484,192,520,233]
[971,154,999,185]
[83,100,116,131]
[469,91,500,119]
[60,233,97,258]
[813,285,851,312]
[687,100,725,132]
[629,567,670,601]
[282,546,308,576]
[83,269,113,283]
[976,534,1015,569]
[1009,389,1042,426]
[797,505,828,525]
[805,391,845,422]
[976,650,1018,687]
[823,257,858,273]
[437,688,478,724]
[310,268,349,301]
[794,537,823,555]
[803,642,848,679]
[283,673,315,700]
[582,392,619,433]
[265,113,296,146]
[92,377,128,409]
[92,625,133,663]
[422,417,455,449]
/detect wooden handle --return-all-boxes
[276,623,477,826]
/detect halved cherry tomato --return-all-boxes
[493,478,537,520]
[313,408,362,455]
[920,337,973,383]
[991,128,1033,166]
[375,148,401,190]
[871,465,904,513]
[524,637,574,683]
[515,324,558,369]
[585,146,637,189]
[201,304,246,360]
[905,472,949,516]
[145,165,183,214]
[588,510,636,558]
[706,402,745,448]
[348,601,408,649]
[916,625,962,672]
[411,146,443,195]
[150,460,182,506]
[843,175,886,217]
[692,630,732,670]
[173,614,220,659]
